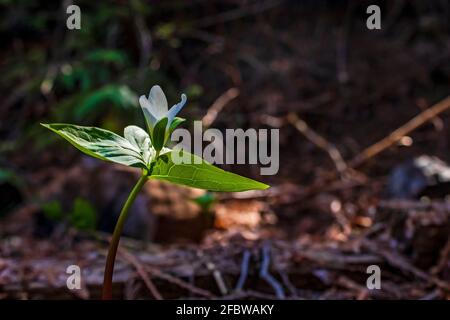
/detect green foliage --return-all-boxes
[155,23,176,40]
[41,123,151,168]
[42,121,269,192]
[85,49,128,66]
[42,84,269,192]
[192,192,216,212]
[167,117,186,140]
[69,198,97,231]
[184,84,203,98]
[151,151,269,192]
[151,117,168,151]
[42,200,63,221]
[0,167,23,188]
[73,85,138,120]
[1,1,203,158]
[41,198,97,231]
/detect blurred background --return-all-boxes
[0,0,449,299]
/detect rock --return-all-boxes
[147,179,210,243]
[386,155,450,199]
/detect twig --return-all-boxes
[277,269,298,298]
[336,276,369,300]
[287,112,348,174]
[202,88,240,128]
[234,250,251,291]
[417,98,444,131]
[219,186,284,200]
[119,248,163,300]
[145,266,215,299]
[206,262,228,296]
[301,249,381,267]
[329,206,352,237]
[350,95,450,168]
[362,239,450,291]
[431,237,450,276]
[420,289,442,300]
[259,114,286,128]
[259,242,285,299]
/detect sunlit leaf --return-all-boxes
[166,117,185,142]
[41,123,146,168]
[150,150,269,192]
[124,125,154,165]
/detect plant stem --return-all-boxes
[102,174,147,300]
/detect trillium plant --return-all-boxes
[42,85,269,299]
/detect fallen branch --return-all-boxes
[350,95,450,168]
[234,250,251,291]
[145,266,216,299]
[202,88,240,128]
[206,261,229,295]
[362,239,450,291]
[287,112,348,175]
[259,242,285,299]
[119,248,163,300]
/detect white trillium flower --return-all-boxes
[139,85,187,132]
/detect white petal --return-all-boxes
[167,94,187,124]
[139,95,158,130]
[139,95,152,113]
[148,85,168,119]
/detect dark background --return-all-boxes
[0,0,449,299]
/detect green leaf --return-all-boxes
[124,125,154,165]
[41,123,146,168]
[69,198,97,231]
[165,117,186,145]
[151,117,168,152]
[192,192,216,211]
[150,150,269,192]
[75,85,137,119]
[0,167,23,188]
[168,117,185,134]
[85,49,127,66]
[42,200,63,221]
